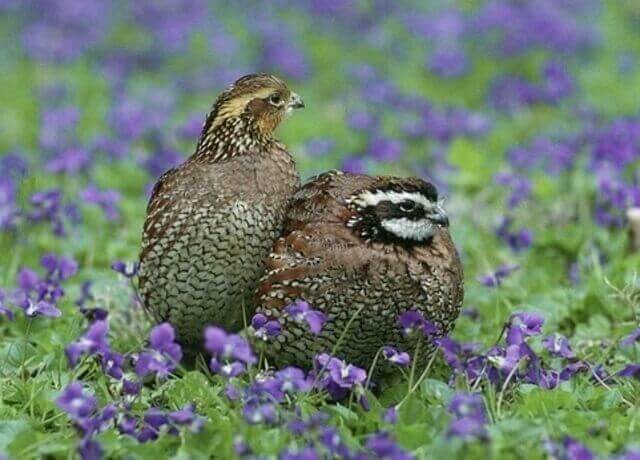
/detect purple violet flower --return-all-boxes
[242,398,278,425]
[66,320,110,367]
[398,310,439,338]
[546,437,595,460]
[111,261,140,278]
[341,155,367,174]
[365,431,413,460]
[137,408,170,442]
[496,218,534,252]
[285,300,327,335]
[487,344,525,372]
[23,299,61,318]
[367,137,404,162]
[209,359,245,378]
[319,427,352,458]
[542,333,576,358]
[280,447,321,460]
[81,184,121,221]
[78,437,103,460]
[621,328,640,347]
[41,253,78,281]
[0,177,20,231]
[57,382,97,422]
[478,264,519,287]
[251,313,282,340]
[0,289,13,320]
[168,403,204,433]
[428,47,469,78]
[275,367,312,394]
[314,353,367,400]
[46,147,92,174]
[101,350,124,380]
[618,364,640,379]
[382,346,411,367]
[122,379,141,396]
[204,326,257,365]
[506,312,544,345]
[135,323,182,378]
[494,172,532,208]
[383,407,398,424]
[447,393,488,441]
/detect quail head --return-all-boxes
[254,170,464,374]
[138,74,304,350]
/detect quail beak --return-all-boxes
[287,92,305,110]
[429,204,449,227]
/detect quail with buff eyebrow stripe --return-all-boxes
[138,74,304,350]
[254,170,463,374]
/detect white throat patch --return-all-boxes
[381,218,435,241]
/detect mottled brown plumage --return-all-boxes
[138,74,304,349]
[254,170,464,374]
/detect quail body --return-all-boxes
[139,74,304,349]
[255,171,463,373]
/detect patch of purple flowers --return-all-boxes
[81,184,122,221]
[6,253,78,319]
[545,437,595,460]
[56,381,115,460]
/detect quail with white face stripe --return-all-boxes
[254,171,464,376]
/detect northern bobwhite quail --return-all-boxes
[139,74,304,349]
[254,170,463,373]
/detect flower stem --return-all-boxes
[20,318,33,379]
[365,347,385,391]
[496,364,519,417]
[397,346,438,409]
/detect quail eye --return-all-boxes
[399,200,416,212]
[269,94,283,105]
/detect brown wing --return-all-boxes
[283,171,375,232]
[407,230,465,324]
[139,162,223,263]
[256,224,368,307]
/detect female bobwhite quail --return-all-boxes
[139,74,304,349]
[254,170,464,373]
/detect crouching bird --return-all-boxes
[254,170,463,375]
[138,74,304,350]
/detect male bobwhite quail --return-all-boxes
[254,170,463,373]
[139,74,304,349]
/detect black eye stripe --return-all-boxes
[364,201,427,220]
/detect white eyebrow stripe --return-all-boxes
[353,190,434,209]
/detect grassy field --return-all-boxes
[1,1,639,459]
